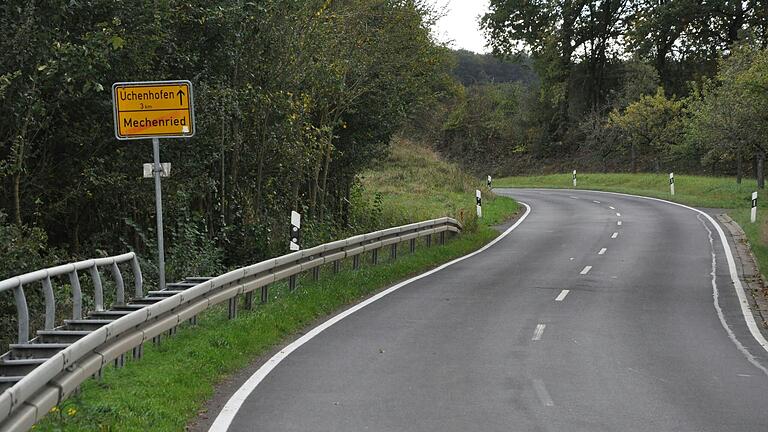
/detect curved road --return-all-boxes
[212,189,768,431]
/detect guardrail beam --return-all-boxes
[0,218,463,431]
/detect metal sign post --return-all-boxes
[152,138,167,291]
[113,80,196,291]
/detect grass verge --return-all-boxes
[34,141,517,431]
[495,172,768,280]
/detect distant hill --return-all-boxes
[451,49,537,86]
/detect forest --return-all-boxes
[431,0,768,188]
[0,0,455,277]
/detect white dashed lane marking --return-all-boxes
[581,266,592,275]
[555,290,570,301]
[532,324,546,341]
[532,379,555,407]
[611,232,619,239]
[598,248,607,255]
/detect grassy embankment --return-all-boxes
[495,172,768,279]
[34,140,517,431]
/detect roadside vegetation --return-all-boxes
[34,140,518,431]
[495,173,768,282]
[418,2,768,192]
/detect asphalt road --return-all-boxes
[215,189,768,432]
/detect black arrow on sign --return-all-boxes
[177,89,186,106]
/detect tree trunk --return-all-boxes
[736,150,743,184]
[630,143,637,173]
[319,142,333,219]
[255,148,264,221]
[758,150,765,189]
[13,172,22,226]
[309,156,322,217]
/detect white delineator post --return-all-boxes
[752,192,758,223]
[487,175,492,188]
[476,189,482,218]
[669,172,675,196]
[290,211,301,251]
[573,170,577,187]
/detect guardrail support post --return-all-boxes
[353,255,360,270]
[426,235,432,247]
[89,264,105,311]
[289,275,297,291]
[245,291,254,310]
[41,276,55,330]
[115,354,125,369]
[372,248,379,265]
[333,260,340,274]
[409,238,416,254]
[111,262,126,306]
[228,296,238,319]
[312,267,320,281]
[261,285,269,303]
[14,284,29,343]
[390,244,397,261]
[439,231,446,245]
[68,271,83,319]
[133,344,144,360]
[131,255,143,299]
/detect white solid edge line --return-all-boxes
[555,290,570,301]
[598,248,607,255]
[208,203,533,431]
[580,266,592,275]
[520,188,768,357]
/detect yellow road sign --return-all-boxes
[112,80,195,140]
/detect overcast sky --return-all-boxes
[430,0,491,54]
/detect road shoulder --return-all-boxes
[713,211,768,335]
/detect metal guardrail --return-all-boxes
[0,253,142,344]
[0,217,461,431]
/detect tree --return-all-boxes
[609,87,686,172]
